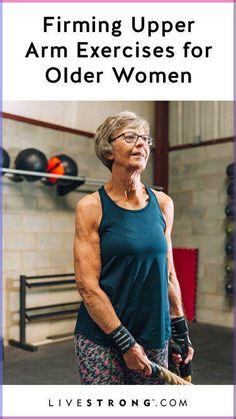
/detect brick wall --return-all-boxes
[169,142,234,327]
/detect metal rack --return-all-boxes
[1,167,107,196]
[9,273,80,352]
[1,168,163,195]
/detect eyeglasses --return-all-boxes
[110,132,153,146]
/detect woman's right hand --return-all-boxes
[123,343,152,376]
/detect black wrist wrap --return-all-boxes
[109,325,136,353]
[171,316,192,346]
[150,361,161,377]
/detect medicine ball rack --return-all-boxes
[1,168,163,195]
[9,273,80,352]
[224,163,234,297]
[1,167,107,196]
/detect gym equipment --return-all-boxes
[109,325,136,353]
[47,154,78,185]
[2,163,163,196]
[225,222,235,237]
[150,361,191,385]
[170,317,193,382]
[225,237,233,257]
[226,163,235,179]
[1,148,10,171]
[225,164,234,295]
[225,279,233,296]
[9,273,80,352]
[168,340,192,382]
[227,182,234,199]
[225,202,234,219]
[15,148,48,182]
[9,276,192,385]
[225,259,234,275]
[2,166,85,194]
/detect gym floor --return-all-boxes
[3,322,233,385]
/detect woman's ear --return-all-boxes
[104,148,114,161]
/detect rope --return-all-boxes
[159,365,193,385]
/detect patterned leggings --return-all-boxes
[74,332,168,385]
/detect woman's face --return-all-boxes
[109,123,151,173]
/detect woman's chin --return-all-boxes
[126,162,146,172]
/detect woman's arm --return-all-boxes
[162,193,194,364]
[152,190,194,365]
[74,194,121,334]
[161,195,184,318]
[152,191,184,316]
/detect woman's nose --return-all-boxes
[135,136,146,146]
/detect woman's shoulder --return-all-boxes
[76,190,100,207]
[150,188,173,211]
[75,191,102,226]
[150,189,174,229]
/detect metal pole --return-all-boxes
[19,275,26,344]
[1,168,109,187]
[1,168,163,190]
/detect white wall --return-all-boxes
[3,101,155,134]
[169,101,233,146]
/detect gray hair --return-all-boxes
[94,111,149,171]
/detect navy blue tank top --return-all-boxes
[75,185,171,349]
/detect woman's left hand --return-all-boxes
[171,344,194,365]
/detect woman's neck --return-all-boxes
[106,167,144,198]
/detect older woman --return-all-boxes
[74,111,194,385]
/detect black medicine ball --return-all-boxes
[225,279,233,296]
[1,148,10,173]
[226,163,235,180]
[227,182,234,199]
[15,148,48,182]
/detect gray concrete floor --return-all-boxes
[3,322,233,385]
